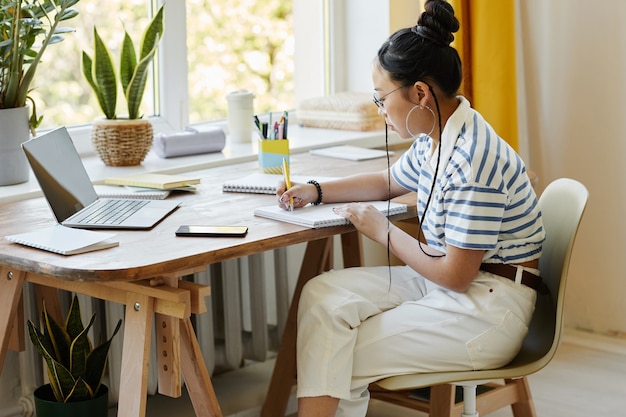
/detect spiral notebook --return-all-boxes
[223,173,339,195]
[5,225,119,255]
[94,185,172,200]
[253,201,407,228]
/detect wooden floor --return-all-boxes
[115,333,626,417]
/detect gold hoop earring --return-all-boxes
[406,105,436,138]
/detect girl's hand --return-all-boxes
[331,202,390,244]
[276,181,318,211]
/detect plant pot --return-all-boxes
[91,118,153,166]
[0,106,30,185]
[34,384,109,417]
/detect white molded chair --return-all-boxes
[370,178,589,417]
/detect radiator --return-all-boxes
[103,248,291,403]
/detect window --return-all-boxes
[31,0,295,144]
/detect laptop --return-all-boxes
[22,127,181,230]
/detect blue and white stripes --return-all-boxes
[391,97,544,263]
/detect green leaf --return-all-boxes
[92,27,117,119]
[81,51,100,100]
[26,319,54,360]
[60,8,79,21]
[83,319,121,391]
[53,26,76,35]
[69,314,96,380]
[125,49,156,119]
[65,377,93,402]
[64,295,85,341]
[44,357,76,403]
[139,5,164,60]
[119,32,137,97]
[42,305,71,366]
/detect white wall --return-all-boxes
[518,0,626,336]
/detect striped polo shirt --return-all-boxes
[391,97,545,263]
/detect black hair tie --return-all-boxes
[411,25,450,47]
[307,180,323,205]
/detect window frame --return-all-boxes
[70,0,392,156]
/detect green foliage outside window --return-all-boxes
[186,0,294,123]
[32,0,293,130]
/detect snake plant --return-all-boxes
[0,0,81,134]
[81,4,163,120]
[27,295,122,403]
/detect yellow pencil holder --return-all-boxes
[258,139,289,174]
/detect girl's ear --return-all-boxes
[413,81,432,107]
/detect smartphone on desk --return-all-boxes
[175,225,248,237]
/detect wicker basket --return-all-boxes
[91,118,154,166]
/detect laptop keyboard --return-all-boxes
[71,199,150,225]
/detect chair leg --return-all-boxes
[509,377,537,417]
[460,384,479,417]
[429,384,455,417]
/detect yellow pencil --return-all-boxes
[282,158,294,211]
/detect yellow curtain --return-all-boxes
[448,0,519,150]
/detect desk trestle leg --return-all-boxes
[0,268,27,367]
[118,292,154,417]
[181,317,224,417]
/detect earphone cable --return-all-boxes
[385,123,393,286]
[416,86,444,258]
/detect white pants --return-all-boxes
[296,265,537,417]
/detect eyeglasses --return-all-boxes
[372,85,405,109]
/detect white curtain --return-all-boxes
[517,0,626,336]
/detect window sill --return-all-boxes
[0,124,401,204]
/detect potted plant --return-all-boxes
[81,5,164,166]
[0,0,81,185]
[27,295,122,417]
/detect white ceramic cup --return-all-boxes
[226,90,255,143]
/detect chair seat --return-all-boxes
[371,378,536,417]
[374,355,551,391]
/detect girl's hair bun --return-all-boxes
[412,0,460,47]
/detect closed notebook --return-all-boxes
[223,173,339,195]
[94,185,172,200]
[5,225,119,255]
[104,173,200,190]
[309,145,393,161]
[254,201,407,228]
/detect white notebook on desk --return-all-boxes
[94,185,172,200]
[309,145,393,161]
[223,173,339,195]
[254,201,407,229]
[5,225,119,255]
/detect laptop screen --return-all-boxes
[22,127,99,223]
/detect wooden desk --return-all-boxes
[0,151,414,417]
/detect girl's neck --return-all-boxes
[431,96,460,142]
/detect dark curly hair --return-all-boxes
[376,0,462,98]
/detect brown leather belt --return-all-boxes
[480,263,547,294]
